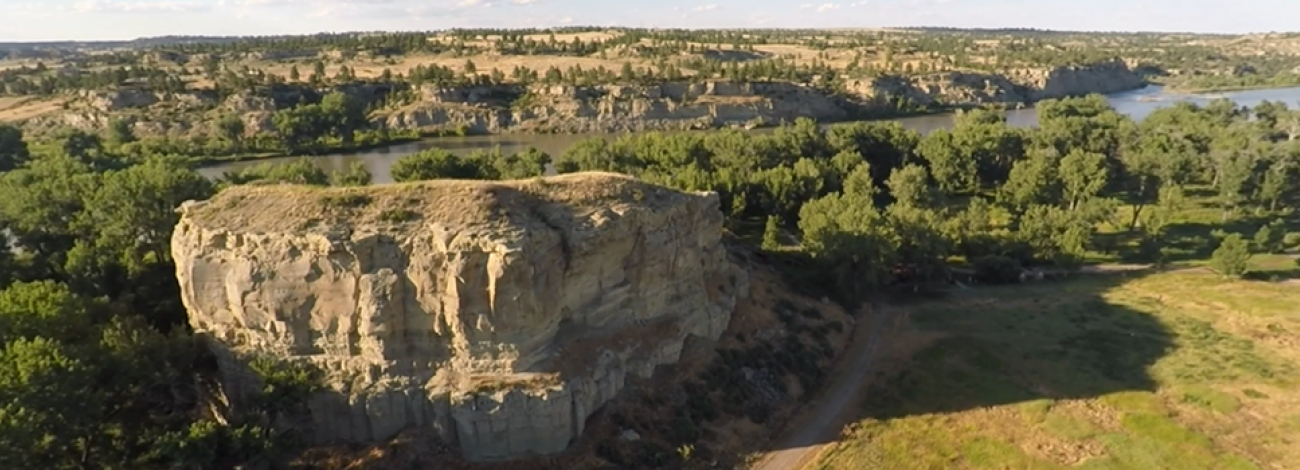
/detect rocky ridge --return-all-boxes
[382,61,1146,133]
[171,173,749,461]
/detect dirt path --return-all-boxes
[750,303,895,470]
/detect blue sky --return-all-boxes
[2,0,1296,42]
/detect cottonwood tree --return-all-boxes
[886,164,939,209]
[1059,149,1109,211]
[998,148,1060,213]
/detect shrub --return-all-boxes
[1210,234,1251,278]
[972,255,1024,284]
[1283,232,1300,250]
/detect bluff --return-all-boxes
[383,80,849,134]
[171,173,749,461]
[846,60,1146,108]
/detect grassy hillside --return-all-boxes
[811,263,1300,470]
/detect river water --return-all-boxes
[199,85,1300,184]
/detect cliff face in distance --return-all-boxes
[381,61,1146,134]
[171,173,749,461]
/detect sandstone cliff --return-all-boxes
[171,173,749,461]
[383,81,849,134]
[846,60,1146,109]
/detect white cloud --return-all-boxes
[511,0,538,4]
[72,0,213,13]
[457,0,483,6]
[692,4,717,12]
[815,3,840,12]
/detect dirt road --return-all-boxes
[751,303,895,470]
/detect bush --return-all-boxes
[1253,220,1286,254]
[1210,234,1251,278]
[972,255,1024,284]
[1284,232,1300,250]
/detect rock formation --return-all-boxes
[171,173,749,461]
[383,80,850,134]
[846,60,1146,108]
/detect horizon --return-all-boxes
[3,0,1298,43]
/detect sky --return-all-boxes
[1,0,1297,42]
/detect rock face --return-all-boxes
[383,80,849,134]
[171,173,748,461]
[845,60,1146,108]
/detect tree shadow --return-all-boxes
[817,270,1175,438]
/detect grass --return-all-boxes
[811,268,1300,470]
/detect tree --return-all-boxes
[330,161,373,187]
[0,125,30,172]
[72,156,215,278]
[918,130,978,195]
[761,215,781,251]
[464,59,478,75]
[289,65,300,81]
[1210,234,1251,278]
[216,114,246,150]
[1255,161,1293,212]
[886,164,938,208]
[798,191,896,304]
[61,131,112,171]
[998,148,1059,212]
[0,337,102,470]
[1058,149,1108,211]
[223,159,329,186]
[390,149,486,182]
[1253,219,1286,254]
[107,118,137,147]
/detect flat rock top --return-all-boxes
[181,171,697,234]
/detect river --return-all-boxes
[199,85,1300,184]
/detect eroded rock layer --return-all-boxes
[172,173,748,461]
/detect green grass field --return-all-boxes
[811,266,1300,470]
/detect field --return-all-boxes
[809,262,1300,470]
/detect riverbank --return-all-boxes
[1155,76,1300,94]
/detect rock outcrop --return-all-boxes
[846,60,1146,108]
[171,173,749,461]
[383,80,849,134]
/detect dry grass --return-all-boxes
[187,172,689,234]
[0,96,66,122]
[811,270,1300,470]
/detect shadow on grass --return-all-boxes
[856,271,1176,422]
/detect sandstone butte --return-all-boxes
[170,172,750,461]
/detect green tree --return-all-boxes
[1255,161,1293,212]
[330,161,373,187]
[72,156,215,276]
[998,148,1060,212]
[107,118,137,147]
[0,124,31,172]
[223,159,330,186]
[464,59,478,75]
[0,337,102,470]
[761,215,781,251]
[216,113,246,150]
[1210,233,1252,278]
[289,65,300,81]
[798,191,896,304]
[1058,149,1109,211]
[917,130,978,195]
[886,164,938,208]
[390,149,486,182]
[1253,220,1286,254]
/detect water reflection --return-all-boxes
[200,85,1300,184]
